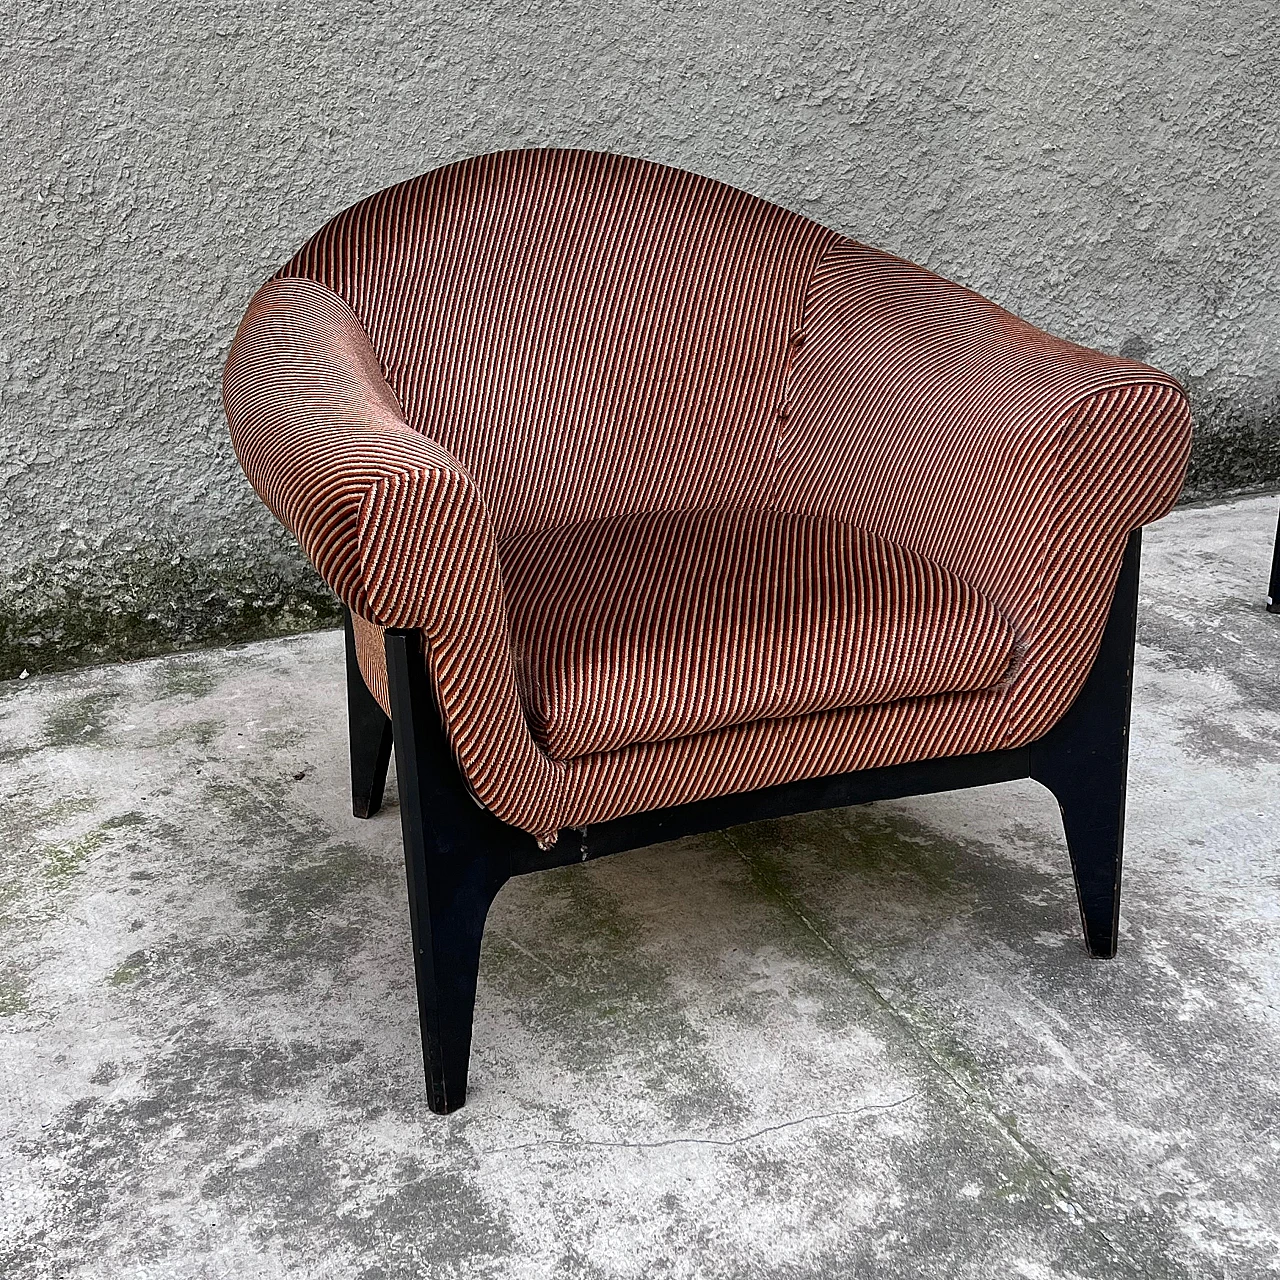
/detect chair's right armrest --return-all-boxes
[779,240,1192,641]
[776,239,1192,744]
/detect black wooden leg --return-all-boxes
[1267,503,1280,614]
[1028,530,1142,958]
[384,627,517,1113]
[344,609,394,819]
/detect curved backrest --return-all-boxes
[279,148,837,540]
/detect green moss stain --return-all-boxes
[1182,383,1280,501]
[43,829,107,883]
[42,691,118,747]
[724,810,999,1073]
[102,811,146,831]
[1,798,107,922]
[1,800,132,932]
[184,718,223,750]
[233,842,379,936]
[0,800,145,1022]
[152,659,221,701]
[486,864,746,1130]
[719,808,1107,1228]
[22,795,99,827]
[108,950,153,987]
[0,973,31,1016]
[0,542,341,682]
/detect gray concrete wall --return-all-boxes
[2,0,1277,678]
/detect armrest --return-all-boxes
[223,276,564,837]
[222,276,482,627]
[777,240,1193,648]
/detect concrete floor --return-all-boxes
[1,494,1278,1279]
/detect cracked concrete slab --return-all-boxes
[1,493,1278,1278]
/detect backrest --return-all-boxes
[279,149,836,540]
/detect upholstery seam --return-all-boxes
[767,230,846,513]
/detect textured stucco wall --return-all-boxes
[2,0,1277,677]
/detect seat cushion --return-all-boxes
[498,508,1017,761]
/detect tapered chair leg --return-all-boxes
[344,609,395,819]
[1028,530,1142,958]
[384,627,516,1113]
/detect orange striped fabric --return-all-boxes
[224,148,1193,844]
[500,508,1015,760]
[278,149,834,541]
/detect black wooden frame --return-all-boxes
[343,529,1144,1113]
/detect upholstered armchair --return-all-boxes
[223,148,1192,1112]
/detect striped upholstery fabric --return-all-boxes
[499,508,1015,760]
[276,149,833,541]
[224,148,1193,843]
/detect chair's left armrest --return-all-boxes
[223,277,563,836]
[223,275,495,631]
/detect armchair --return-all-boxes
[223,148,1192,1111]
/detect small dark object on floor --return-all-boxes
[1268,504,1280,614]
